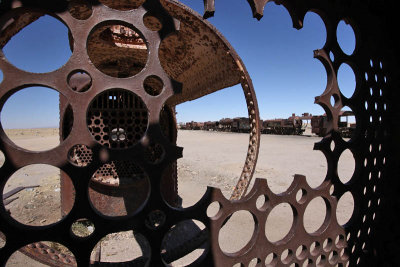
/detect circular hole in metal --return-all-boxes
[329,51,335,62]
[249,258,261,267]
[68,145,93,167]
[338,63,356,98]
[333,253,343,267]
[336,191,354,225]
[323,238,333,252]
[265,253,277,266]
[329,184,335,195]
[90,231,150,264]
[98,0,145,10]
[316,254,326,267]
[256,194,268,210]
[296,245,307,260]
[265,203,294,242]
[310,241,321,256]
[89,160,149,217]
[302,259,313,267]
[338,106,356,140]
[296,189,307,204]
[338,149,355,184]
[206,201,221,218]
[304,197,327,233]
[146,210,166,230]
[71,218,95,238]
[335,234,345,248]
[0,231,5,249]
[68,0,92,20]
[1,87,65,151]
[346,233,351,241]
[87,89,148,148]
[144,75,164,96]
[7,241,77,266]
[143,12,163,31]
[341,248,349,260]
[87,22,148,77]
[303,150,327,188]
[281,249,293,264]
[330,94,339,107]
[67,70,92,92]
[219,210,255,254]
[161,219,208,266]
[2,15,72,73]
[336,19,356,55]
[330,140,335,152]
[0,150,5,168]
[3,164,74,226]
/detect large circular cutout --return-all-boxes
[2,15,72,73]
[89,160,149,217]
[338,149,355,184]
[336,20,356,55]
[336,191,354,225]
[265,203,294,242]
[3,164,74,226]
[338,106,356,140]
[218,210,255,254]
[1,87,64,151]
[303,197,327,233]
[87,89,148,148]
[87,23,148,77]
[338,63,356,98]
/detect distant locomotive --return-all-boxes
[311,111,356,138]
[231,117,250,133]
[179,111,355,137]
[261,114,305,135]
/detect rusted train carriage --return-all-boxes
[231,117,250,133]
[311,111,356,138]
[261,114,304,135]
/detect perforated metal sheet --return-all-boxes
[0,0,397,266]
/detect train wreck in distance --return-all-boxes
[179,111,356,137]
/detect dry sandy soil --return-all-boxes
[1,128,355,266]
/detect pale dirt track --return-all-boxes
[1,129,354,266]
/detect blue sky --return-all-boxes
[0,1,356,128]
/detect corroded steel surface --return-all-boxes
[0,0,397,266]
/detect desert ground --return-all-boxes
[1,128,354,266]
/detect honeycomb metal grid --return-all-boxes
[0,0,395,266]
[87,89,148,149]
[0,1,186,265]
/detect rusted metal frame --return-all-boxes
[0,0,395,266]
[0,1,181,266]
[230,71,261,200]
